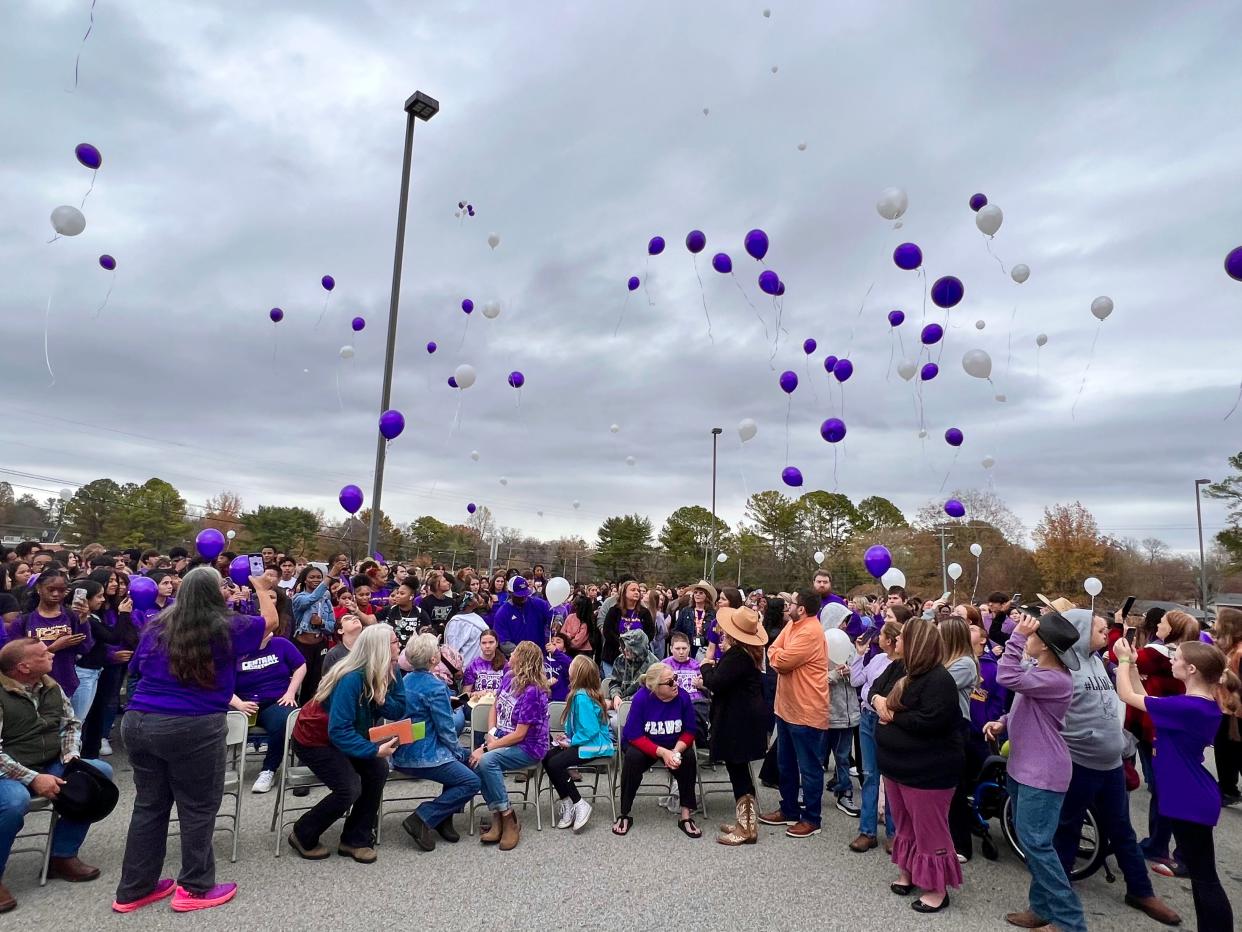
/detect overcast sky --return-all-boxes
[3,0,1241,557]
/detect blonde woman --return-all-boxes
[287,625,405,863]
[544,655,615,832]
[468,641,550,850]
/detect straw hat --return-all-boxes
[1037,593,1077,614]
[715,606,768,647]
[688,579,718,605]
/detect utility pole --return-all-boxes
[1195,478,1211,611]
[708,427,722,582]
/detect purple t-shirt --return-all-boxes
[1147,694,1223,826]
[234,636,305,703]
[543,650,571,702]
[22,609,92,697]
[463,656,505,692]
[622,686,697,751]
[666,656,703,701]
[495,671,549,760]
[128,614,266,716]
[618,611,644,633]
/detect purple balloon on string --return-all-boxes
[863,545,893,578]
[269,307,284,323]
[379,409,405,441]
[228,555,253,588]
[508,371,525,389]
[803,338,817,355]
[931,276,964,309]
[685,230,706,254]
[447,376,457,388]
[98,254,116,271]
[195,528,226,561]
[712,253,733,274]
[321,275,335,292]
[781,466,803,488]
[776,281,786,296]
[426,341,437,354]
[339,484,364,514]
[129,575,157,610]
[458,201,465,209]
[461,299,474,314]
[778,370,798,394]
[1225,246,1242,281]
[758,270,781,295]
[888,309,905,327]
[892,243,922,271]
[820,417,846,443]
[351,316,365,331]
[648,236,666,255]
[921,323,944,345]
[467,206,475,216]
[744,229,770,261]
[921,363,940,381]
[75,143,102,170]
[467,503,477,514]
[823,355,838,373]
[945,427,964,447]
[834,358,854,383]
[627,276,640,291]
[945,499,966,519]
[969,193,988,212]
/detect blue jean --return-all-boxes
[1054,762,1153,899]
[825,727,854,797]
[254,700,296,773]
[1137,742,1176,862]
[0,757,114,876]
[70,666,102,722]
[395,759,480,827]
[452,706,466,735]
[475,745,538,812]
[1009,777,1087,932]
[858,708,894,838]
[776,717,827,827]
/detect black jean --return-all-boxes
[544,746,588,803]
[949,723,983,858]
[292,638,327,704]
[1169,818,1234,932]
[291,739,389,848]
[618,745,697,816]
[1215,716,1241,797]
[725,760,755,800]
[81,662,125,760]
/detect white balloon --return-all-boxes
[947,562,963,581]
[625,455,636,467]
[1011,263,1030,284]
[969,543,983,557]
[498,476,508,486]
[975,319,986,330]
[994,393,1007,403]
[487,232,500,249]
[880,567,906,589]
[1090,296,1114,321]
[918,429,928,439]
[813,551,825,565]
[702,107,710,116]
[797,142,807,151]
[537,510,544,517]
[770,65,779,73]
[737,417,758,442]
[609,424,620,433]
[453,363,476,389]
[762,7,771,16]
[545,576,571,606]
[1084,576,1103,597]
[481,300,501,319]
[572,500,580,510]
[981,454,996,469]
[470,450,480,461]
[454,210,461,218]
[897,360,918,382]
[876,186,908,221]
[50,205,86,236]
[975,204,1003,236]
[962,348,993,380]
[1035,333,1048,347]
[824,628,853,665]
[717,552,728,563]
[226,530,236,540]
[339,345,355,359]
[58,488,73,501]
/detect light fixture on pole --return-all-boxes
[368,91,439,554]
[1195,478,1211,612]
[708,427,723,582]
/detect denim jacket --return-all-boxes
[393,669,467,770]
[292,580,337,638]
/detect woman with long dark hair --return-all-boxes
[81,570,136,759]
[112,567,278,914]
[601,580,654,671]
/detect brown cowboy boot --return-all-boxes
[498,810,521,851]
[718,796,743,834]
[479,813,503,844]
[717,794,758,846]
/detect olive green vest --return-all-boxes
[0,673,65,769]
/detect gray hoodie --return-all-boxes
[1060,608,1126,771]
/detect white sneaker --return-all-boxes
[571,799,592,833]
[100,739,113,756]
[555,799,574,829]
[252,770,276,794]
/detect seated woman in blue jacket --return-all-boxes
[393,633,481,851]
[287,624,405,864]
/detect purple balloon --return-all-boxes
[228,555,252,589]
[803,338,817,355]
[920,323,944,345]
[744,229,770,261]
[351,316,365,331]
[945,499,966,519]
[823,355,838,373]
[778,370,798,394]
[931,276,965,309]
[129,575,157,611]
[447,376,457,388]
[1226,246,1242,282]
[834,358,854,383]
[712,252,733,274]
[321,275,335,292]
[379,409,405,441]
[648,236,666,255]
[945,427,964,447]
[820,417,846,443]
[467,206,475,216]
[758,270,781,295]
[467,503,477,514]
[75,143,102,170]
[888,309,905,327]
[269,307,284,323]
[969,193,988,212]
[461,299,474,314]
[426,341,437,354]
[685,230,706,254]
[776,281,786,296]
[627,275,640,291]
[921,362,940,381]
[863,544,893,579]
[781,466,803,488]
[508,371,525,389]
[339,484,364,515]
[98,254,116,271]
[195,527,226,562]
[892,242,922,271]
[458,201,465,209]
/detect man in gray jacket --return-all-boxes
[1011,610,1178,927]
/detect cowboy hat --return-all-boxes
[53,758,119,824]
[688,579,718,605]
[1037,593,1077,614]
[715,606,768,647]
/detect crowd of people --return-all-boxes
[0,539,1239,929]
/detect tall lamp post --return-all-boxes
[1195,478,1211,612]
[708,427,723,582]
[367,91,439,554]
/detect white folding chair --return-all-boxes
[614,700,708,817]
[537,699,617,824]
[465,700,542,834]
[8,797,57,885]
[167,709,247,862]
[270,707,328,856]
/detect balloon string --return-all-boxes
[972,559,981,601]
[939,449,959,493]
[985,236,1007,276]
[79,170,97,209]
[885,333,894,381]
[612,292,630,338]
[43,291,56,386]
[768,296,784,364]
[737,439,751,501]
[832,445,839,491]
[93,270,115,317]
[643,256,653,306]
[272,324,279,363]
[846,281,876,353]
[335,365,344,413]
[691,255,714,343]
[1004,303,1018,381]
[315,294,331,328]
[919,267,928,324]
[732,274,770,344]
[805,357,820,403]
[451,394,463,435]
[71,0,97,90]
[1070,322,1103,421]
[1224,379,1242,421]
[1036,346,1041,381]
[784,396,791,465]
[459,314,470,349]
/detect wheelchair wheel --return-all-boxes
[1067,808,1106,882]
[1001,795,1024,861]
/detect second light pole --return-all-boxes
[708,427,723,582]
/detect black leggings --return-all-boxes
[1215,715,1242,797]
[618,745,698,816]
[725,760,755,800]
[1169,818,1233,932]
[544,746,588,803]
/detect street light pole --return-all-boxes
[708,427,722,582]
[368,91,439,555]
[1195,478,1211,612]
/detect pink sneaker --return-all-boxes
[170,883,238,912]
[112,878,176,913]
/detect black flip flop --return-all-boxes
[677,817,702,839]
[611,815,633,836]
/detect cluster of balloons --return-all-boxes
[455,200,476,218]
